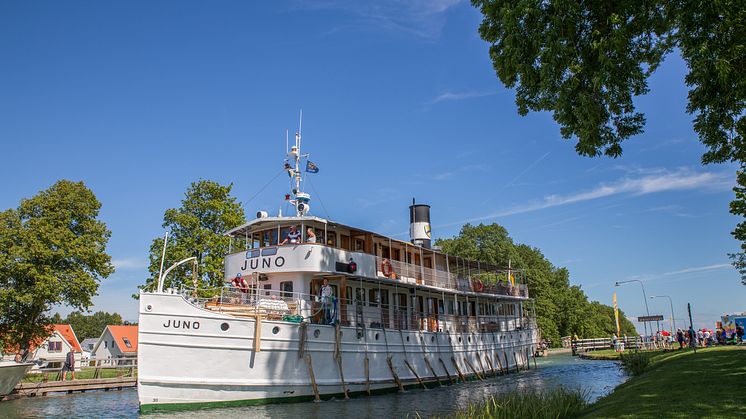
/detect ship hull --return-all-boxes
[138,292,539,411]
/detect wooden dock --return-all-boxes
[2,376,136,401]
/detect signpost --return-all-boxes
[637,315,664,322]
[688,303,696,354]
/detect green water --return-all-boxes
[0,354,625,418]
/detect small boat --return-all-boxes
[0,361,33,398]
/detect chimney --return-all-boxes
[409,198,431,249]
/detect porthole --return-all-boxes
[357,331,363,339]
[375,333,380,340]
[220,322,229,331]
[314,329,321,338]
[458,337,462,343]
[406,336,410,342]
[468,337,471,343]
[145,304,153,312]
[272,326,280,335]
[431,336,435,343]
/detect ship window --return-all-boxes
[354,239,365,252]
[341,235,350,250]
[447,300,454,315]
[264,284,272,296]
[261,247,277,256]
[123,338,132,348]
[326,232,337,247]
[345,286,352,304]
[280,281,293,297]
[355,288,366,305]
[368,289,379,307]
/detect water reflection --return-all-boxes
[0,354,626,419]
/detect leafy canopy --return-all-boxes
[138,180,245,295]
[472,0,746,281]
[0,180,114,356]
[61,311,124,342]
[437,223,637,344]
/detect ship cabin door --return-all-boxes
[394,292,408,329]
[310,275,344,325]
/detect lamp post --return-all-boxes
[615,279,651,338]
[650,295,676,335]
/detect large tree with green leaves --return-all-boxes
[65,310,123,341]
[0,180,114,358]
[137,180,245,295]
[437,223,637,344]
[472,0,746,282]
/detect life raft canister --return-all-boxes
[472,278,484,292]
[381,258,395,278]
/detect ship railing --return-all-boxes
[177,286,535,333]
[375,256,529,298]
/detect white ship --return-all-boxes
[137,126,539,411]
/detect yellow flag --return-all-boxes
[613,292,621,336]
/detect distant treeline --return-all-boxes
[51,311,126,342]
[437,223,637,345]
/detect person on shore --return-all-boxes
[688,326,697,348]
[677,329,684,349]
[62,349,75,380]
[737,325,745,344]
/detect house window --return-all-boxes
[104,341,108,349]
[48,341,62,352]
[122,338,132,349]
[111,340,115,349]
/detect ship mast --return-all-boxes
[286,111,311,217]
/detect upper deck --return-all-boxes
[224,216,529,300]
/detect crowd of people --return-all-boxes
[674,325,745,349]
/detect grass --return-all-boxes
[580,346,746,418]
[618,350,651,376]
[580,349,624,360]
[445,387,588,419]
[21,367,136,382]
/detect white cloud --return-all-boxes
[296,0,461,39]
[428,90,496,105]
[623,263,732,283]
[439,167,732,228]
[112,258,148,270]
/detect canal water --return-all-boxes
[0,354,626,418]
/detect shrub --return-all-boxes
[619,351,651,376]
[448,387,587,419]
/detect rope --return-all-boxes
[244,169,286,206]
[306,176,331,220]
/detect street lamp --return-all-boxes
[615,279,651,337]
[650,295,676,335]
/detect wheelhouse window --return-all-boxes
[326,232,337,247]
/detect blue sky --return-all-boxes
[1,1,743,331]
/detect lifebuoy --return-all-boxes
[381,258,395,278]
[472,279,484,292]
[232,275,249,293]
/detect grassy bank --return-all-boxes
[447,388,588,419]
[581,346,746,418]
[21,368,136,382]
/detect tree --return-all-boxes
[65,310,123,341]
[0,180,114,358]
[437,223,637,344]
[137,180,245,295]
[472,0,746,281]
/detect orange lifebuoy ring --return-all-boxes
[232,275,249,293]
[472,279,484,292]
[381,258,395,278]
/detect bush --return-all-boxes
[619,351,651,376]
[448,388,587,419]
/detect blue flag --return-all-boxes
[306,160,319,173]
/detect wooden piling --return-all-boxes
[495,352,505,374]
[439,357,455,384]
[513,351,520,373]
[423,357,442,386]
[334,325,349,399]
[404,360,427,390]
[485,354,496,376]
[305,354,321,402]
[525,347,530,370]
[254,316,262,352]
[503,351,510,374]
[364,357,371,395]
[450,357,466,382]
[476,354,488,377]
[387,356,405,392]
[464,356,484,381]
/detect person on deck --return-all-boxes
[306,228,317,243]
[319,278,334,324]
[280,226,302,245]
[62,349,75,380]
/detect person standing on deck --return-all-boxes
[62,348,75,380]
[319,278,334,324]
[306,228,317,243]
[280,226,301,245]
